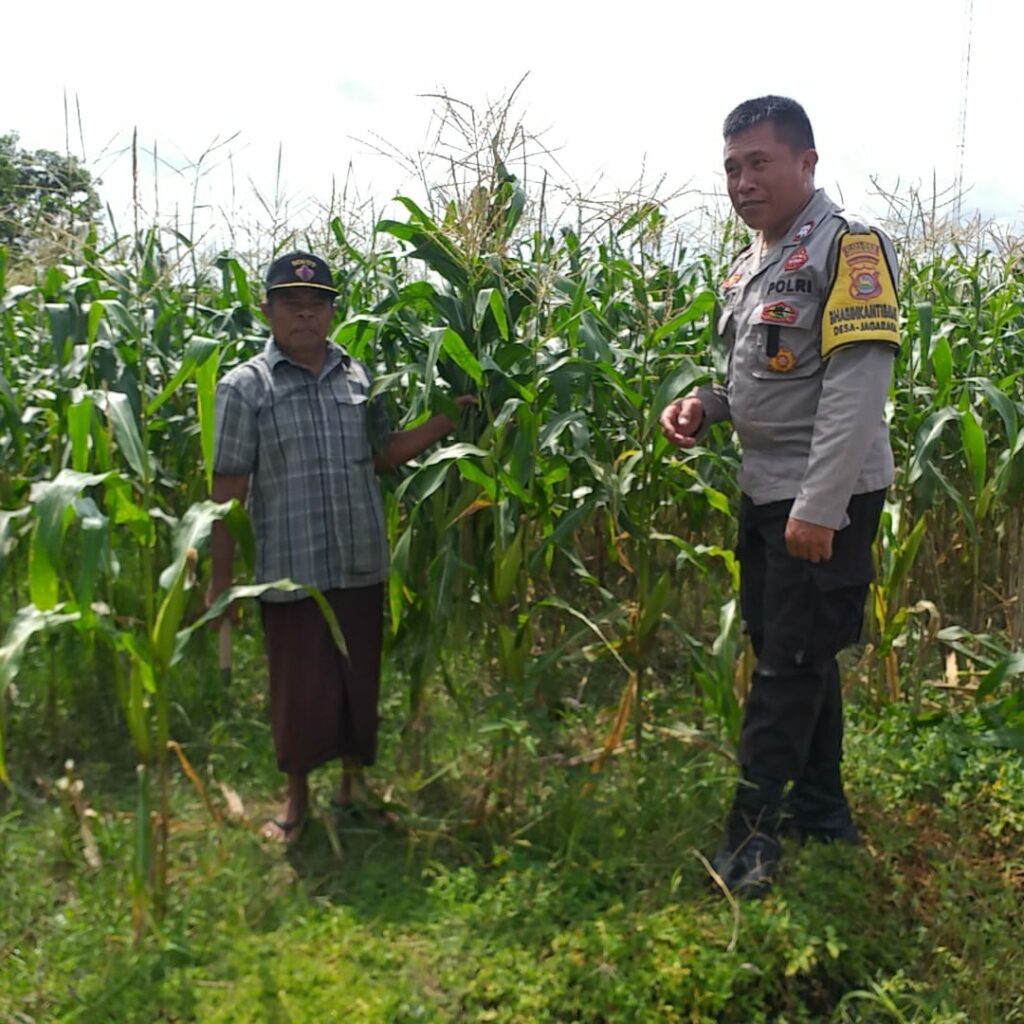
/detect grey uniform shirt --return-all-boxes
[695,189,899,529]
[213,339,391,601]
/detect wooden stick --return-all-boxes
[218,620,232,685]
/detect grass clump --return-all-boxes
[2,688,1021,1023]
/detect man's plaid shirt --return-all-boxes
[213,339,391,602]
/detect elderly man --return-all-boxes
[210,251,470,843]
[660,97,900,893]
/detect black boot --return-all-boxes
[780,764,860,845]
[711,772,785,896]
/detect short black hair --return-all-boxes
[723,96,815,153]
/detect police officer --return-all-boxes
[660,96,900,894]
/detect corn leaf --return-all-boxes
[959,408,987,499]
[67,397,93,472]
[493,526,524,606]
[175,581,347,665]
[930,335,953,391]
[158,499,255,591]
[29,470,114,610]
[438,327,484,387]
[102,392,149,483]
[74,498,109,610]
[975,652,1024,701]
[651,290,717,342]
[456,459,498,502]
[646,359,705,434]
[636,570,671,644]
[907,407,959,486]
[196,347,218,493]
[978,378,1018,445]
[0,507,30,581]
[146,336,219,415]
[0,604,82,785]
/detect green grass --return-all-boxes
[2,673,1021,1024]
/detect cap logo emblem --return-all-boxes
[295,264,315,281]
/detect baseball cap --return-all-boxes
[264,251,338,295]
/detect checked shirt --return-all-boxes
[213,339,391,602]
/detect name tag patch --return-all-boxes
[767,277,814,296]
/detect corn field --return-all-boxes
[1,135,1023,928]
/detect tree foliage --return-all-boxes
[0,131,100,253]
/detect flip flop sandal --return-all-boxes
[260,814,307,845]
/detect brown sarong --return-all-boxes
[260,584,384,775]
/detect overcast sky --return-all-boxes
[5,0,1017,247]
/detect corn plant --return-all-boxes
[3,123,1024,930]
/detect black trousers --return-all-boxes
[733,490,885,819]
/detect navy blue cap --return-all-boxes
[265,251,337,295]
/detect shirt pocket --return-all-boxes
[741,322,824,430]
[329,384,374,464]
[329,371,369,406]
[716,296,738,341]
[748,322,821,382]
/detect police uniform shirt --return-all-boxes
[696,189,899,529]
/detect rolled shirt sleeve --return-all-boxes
[213,380,258,476]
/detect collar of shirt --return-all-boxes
[740,189,843,287]
[759,189,842,261]
[263,337,351,377]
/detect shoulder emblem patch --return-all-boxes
[821,232,899,357]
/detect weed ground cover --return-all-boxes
[2,646,1021,1024]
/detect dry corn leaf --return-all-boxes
[945,650,959,688]
[217,781,246,822]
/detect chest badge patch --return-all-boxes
[784,246,809,271]
[721,270,743,291]
[761,301,798,325]
[767,346,798,373]
[791,220,815,242]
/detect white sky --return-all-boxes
[5,0,1019,248]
